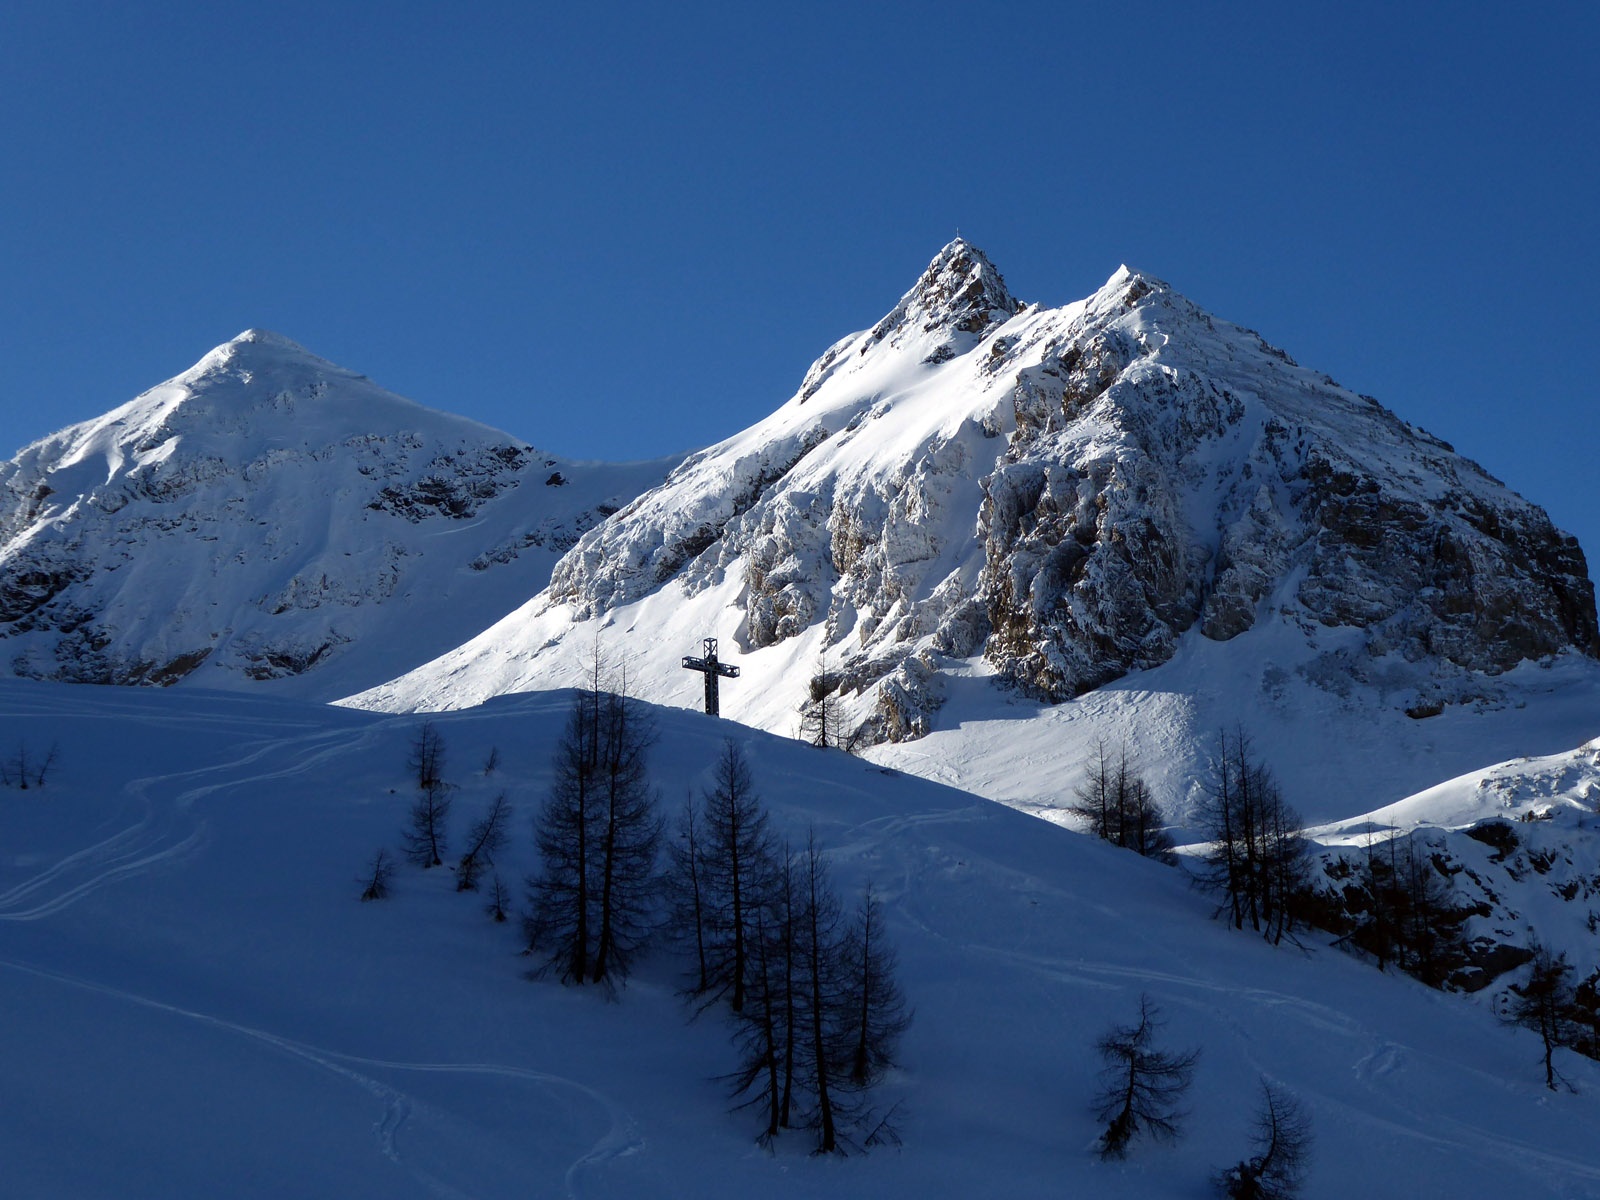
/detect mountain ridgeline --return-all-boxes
[0,245,1593,736]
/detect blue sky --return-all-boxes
[2,1,1595,559]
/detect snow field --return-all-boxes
[5,679,1600,1196]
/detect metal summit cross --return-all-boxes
[682,637,739,717]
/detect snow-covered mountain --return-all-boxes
[7,255,1600,1199]
[0,330,674,698]
[349,241,1599,818]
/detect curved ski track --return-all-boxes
[0,955,643,1199]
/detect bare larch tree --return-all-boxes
[1092,993,1199,1158]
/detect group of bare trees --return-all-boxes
[1069,732,1309,940]
[359,720,511,916]
[519,691,909,1149]
[797,675,865,754]
[523,687,662,990]
[521,701,909,1151]
[1078,729,1590,1099]
[1069,740,1175,863]
[1342,831,1467,987]
[359,690,667,986]
[359,692,909,1155]
[669,740,910,1153]
[0,740,57,789]
[1091,994,1312,1198]
[1196,731,1310,945]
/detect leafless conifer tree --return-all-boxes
[1216,1079,1313,1199]
[1506,942,1580,1091]
[1092,994,1199,1158]
[457,792,511,892]
[360,849,393,901]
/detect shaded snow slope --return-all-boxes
[5,679,1600,1197]
[0,331,674,697]
[865,621,1600,831]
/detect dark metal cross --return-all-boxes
[681,636,739,717]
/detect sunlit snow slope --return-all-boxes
[0,330,674,698]
[5,680,1600,1197]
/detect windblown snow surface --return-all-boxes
[6,679,1600,1197]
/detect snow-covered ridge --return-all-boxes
[1305,738,1600,995]
[353,240,1596,757]
[0,330,675,696]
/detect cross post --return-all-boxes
[681,637,739,716]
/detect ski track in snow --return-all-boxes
[0,698,643,1195]
[0,761,209,922]
[0,816,206,921]
[0,954,643,1200]
[0,717,395,922]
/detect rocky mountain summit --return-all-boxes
[361,240,1595,743]
[0,330,672,696]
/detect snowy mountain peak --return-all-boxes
[92,330,526,463]
[864,237,1022,355]
[1091,263,1164,307]
[355,241,1597,765]
[0,336,675,693]
[229,327,313,351]
[176,328,350,388]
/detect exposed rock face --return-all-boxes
[0,330,669,695]
[500,240,1596,739]
[1292,454,1595,672]
[970,274,1596,702]
[862,238,1023,356]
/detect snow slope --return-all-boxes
[6,678,1600,1197]
[867,621,1600,831]
[0,330,675,698]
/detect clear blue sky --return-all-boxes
[2,1,1595,561]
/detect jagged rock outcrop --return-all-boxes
[0,330,671,696]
